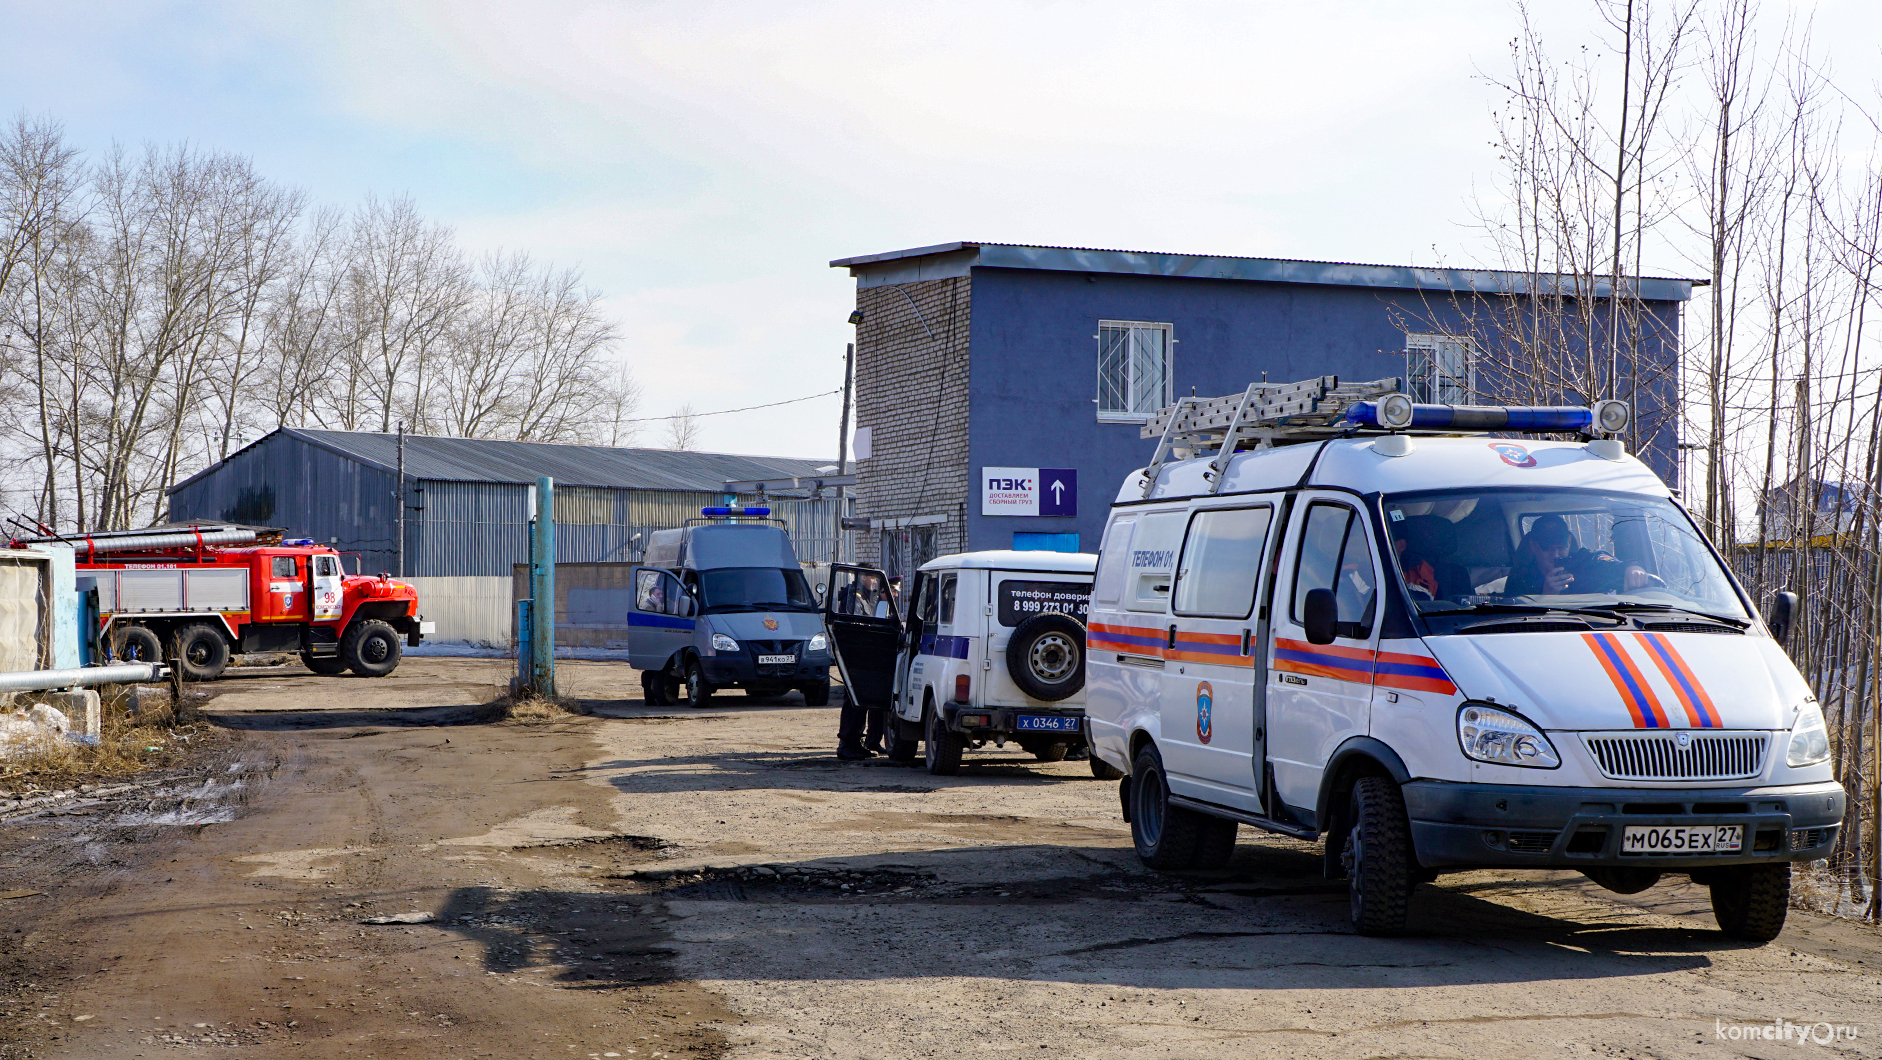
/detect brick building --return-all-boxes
[831,241,1698,575]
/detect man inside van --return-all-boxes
[1507,514,1650,596]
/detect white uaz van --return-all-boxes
[1085,378,1845,940]
[822,551,1097,775]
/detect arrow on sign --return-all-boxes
[1050,479,1066,504]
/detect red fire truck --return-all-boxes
[10,524,429,681]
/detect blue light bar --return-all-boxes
[701,506,771,517]
[1345,402,1594,433]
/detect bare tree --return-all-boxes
[343,194,469,434]
[664,404,701,451]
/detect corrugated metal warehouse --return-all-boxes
[168,428,846,577]
[166,429,848,645]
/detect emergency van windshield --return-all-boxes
[1382,487,1751,632]
[697,567,818,613]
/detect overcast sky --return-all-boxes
[5,1,1877,461]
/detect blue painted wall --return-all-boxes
[964,266,1681,553]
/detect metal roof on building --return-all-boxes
[830,241,1701,302]
[169,428,842,494]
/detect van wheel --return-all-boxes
[640,670,667,706]
[114,625,163,665]
[1341,776,1414,936]
[1191,817,1239,870]
[924,702,964,775]
[883,712,919,763]
[1129,744,1207,870]
[1709,864,1790,942]
[685,659,714,707]
[1017,735,1070,761]
[1005,613,1085,701]
[303,653,348,676]
[1090,756,1125,780]
[342,619,402,678]
[175,624,231,682]
[801,680,831,707]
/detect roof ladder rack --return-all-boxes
[1205,382,1264,494]
[1138,377,1404,494]
[1139,396,1201,498]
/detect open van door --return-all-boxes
[823,565,902,708]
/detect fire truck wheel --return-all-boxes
[175,624,231,682]
[114,625,162,664]
[1005,612,1085,702]
[342,620,403,678]
[302,653,349,676]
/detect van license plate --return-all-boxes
[1621,825,1742,854]
[757,655,795,665]
[1015,715,1079,732]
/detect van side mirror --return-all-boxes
[677,594,696,618]
[1303,587,1338,645]
[1768,590,1798,646]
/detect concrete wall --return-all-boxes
[403,576,512,648]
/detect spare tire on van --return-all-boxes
[1006,612,1085,701]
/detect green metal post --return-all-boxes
[530,476,556,697]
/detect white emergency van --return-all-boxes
[822,551,1098,775]
[1085,376,1845,940]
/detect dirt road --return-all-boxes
[2,658,1878,1059]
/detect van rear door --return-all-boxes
[823,565,902,708]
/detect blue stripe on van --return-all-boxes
[920,634,973,660]
[628,613,696,632]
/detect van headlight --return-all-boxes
[1786,702,1830,767]
[711,633,739,653]
[807,632,827,653]
[1457,703,1560,768]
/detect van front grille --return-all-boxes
[1582,732,1766,782]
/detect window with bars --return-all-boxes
[1405,333,1475,404]
[1097,321,1173,421]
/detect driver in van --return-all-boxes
[1506,514,1651,595]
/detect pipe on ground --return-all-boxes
[0,663,165,693]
